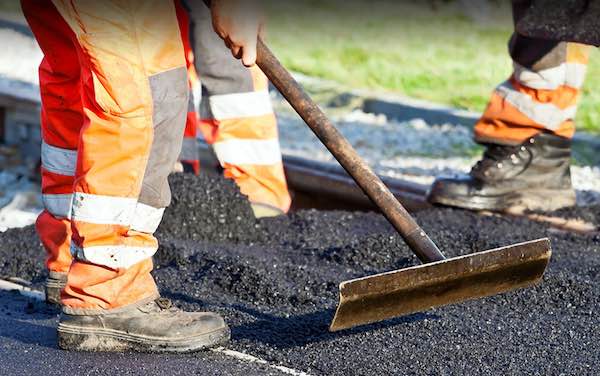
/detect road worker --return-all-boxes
[24,0,261,353]
[177,1,291,218]
[428,1,593,213]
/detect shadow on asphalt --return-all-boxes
[0,291,58,349]
[0,315,57,349]
[231,305,439,348]
[163,289,441,349]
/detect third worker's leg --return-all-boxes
[186,1,292,217]
[428,32,590,212]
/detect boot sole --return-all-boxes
[57,322,230,353]
[429,188,576,213]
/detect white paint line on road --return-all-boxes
[0,279,45,301]
[212,347,313,376]
[0,279,312,376]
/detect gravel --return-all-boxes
[275,106,600,206]
[1,173,598,375]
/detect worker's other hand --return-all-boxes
[211,0,263,67]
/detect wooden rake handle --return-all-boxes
[255,39,445,263]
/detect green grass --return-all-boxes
[2,1,598,132]
[265,0,600,133]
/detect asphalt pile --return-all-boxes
[1,173,599,375]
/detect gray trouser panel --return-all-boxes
[509,1,566,70]
[183,0,255,97]
[139,66,189,209]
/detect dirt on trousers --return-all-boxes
[0,172,599,375]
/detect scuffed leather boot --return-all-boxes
[58,297,230,353]
[427,133,575,212]
[45,271,67,305]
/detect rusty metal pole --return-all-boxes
[255,40,445,263]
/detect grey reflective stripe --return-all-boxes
[495,81,577,130]
[139,66,188,209]
[42,193,72,219]
[41,141,77,176]
[179,137,198,161]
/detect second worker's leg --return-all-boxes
[186,0,291,217]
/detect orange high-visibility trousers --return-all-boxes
[185,1,291,213]
[23,0,188,311]
[474,5,591,145]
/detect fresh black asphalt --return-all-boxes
[1,173,598,375]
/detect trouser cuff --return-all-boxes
[62,292,160,316]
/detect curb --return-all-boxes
[0,278,44,301]
[360,92,600,153]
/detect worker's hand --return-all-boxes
[211,0,263,67]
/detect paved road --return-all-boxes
[2,175,599,376]
[0,290,290,376]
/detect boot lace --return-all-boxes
[155,297,173,310]
[471,143,521,176]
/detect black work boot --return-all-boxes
[58,297,230,353]
[45,271,67,305]
[427,133,575,212]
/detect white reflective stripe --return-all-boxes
[71,193,137,225]
[130,203,165,234]
[496,81,577,130]
[70,243,157,269]
[42,194,73,219]
[209,90,273,120]
[213,138,282,166]
[41,142,77,176]
[513,62,587,90]
[565,63,587,89]
[43,193,164,231]
[192,80,202,113]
